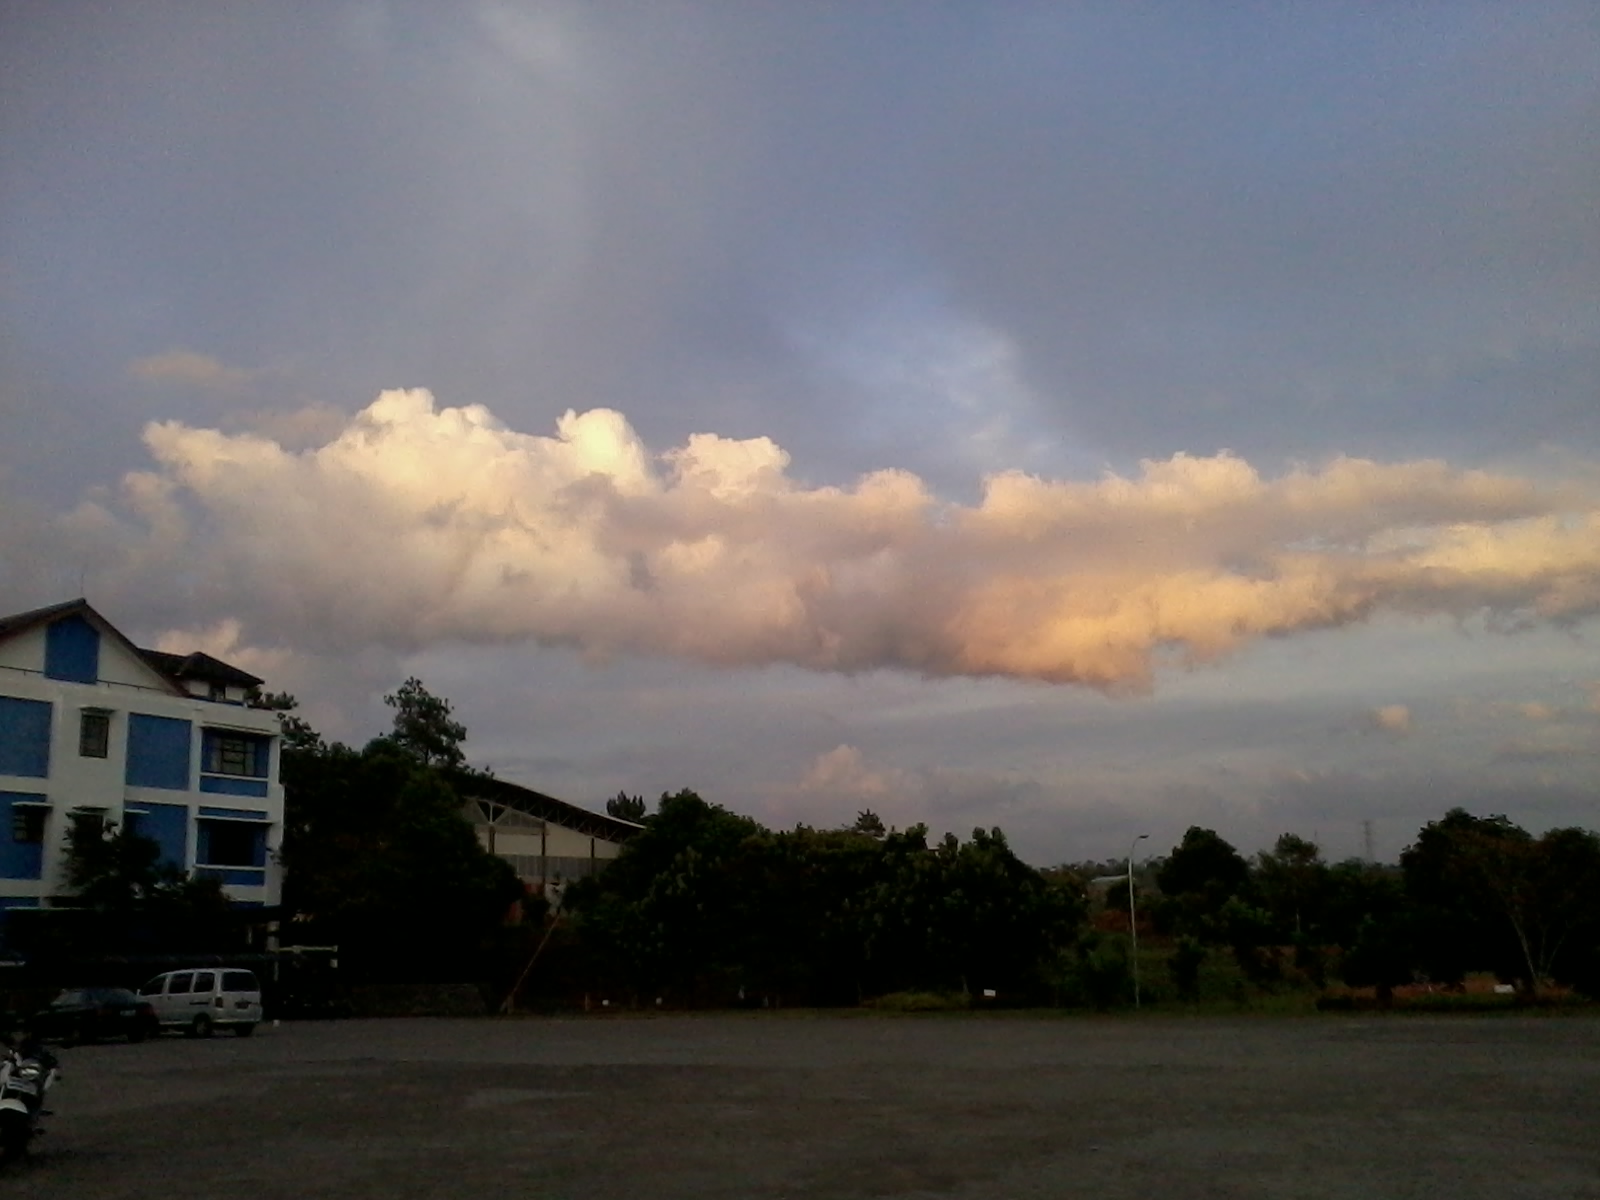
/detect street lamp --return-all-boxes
[1128,833,1150,1009]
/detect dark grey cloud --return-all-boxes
[4,2,1597,854]
[6,3,1596,492]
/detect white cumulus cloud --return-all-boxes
[18,389,1600,692]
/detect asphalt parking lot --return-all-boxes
[6,1013,1598,1199]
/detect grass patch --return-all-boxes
[863,990,972,1013]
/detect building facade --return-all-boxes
[459,774,640,895]
[0,599,284,914]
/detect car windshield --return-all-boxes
[90,988,138,1004]
[51,990,85,1008]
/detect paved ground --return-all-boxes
[5,1013,1598,1199]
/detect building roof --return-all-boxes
[138,648,263,688]
[451,771,644,844]
[0,597,90,640]
[0,597,263,690]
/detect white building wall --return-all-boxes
[0,623,283,906]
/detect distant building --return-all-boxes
[458,774,641,895]
[0,598,284,913]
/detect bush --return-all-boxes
[1068,936,1131,1010]
[865,990,971,1012]
[1169,936,1207,1003]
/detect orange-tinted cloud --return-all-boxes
[48,389,1600,691]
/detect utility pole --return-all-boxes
[1129,833,1150,1009]
[1363,820,1376,864]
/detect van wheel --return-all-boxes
[188,1014,213,1039]
[234,1023,256,1038]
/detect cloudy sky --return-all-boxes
[3,2,1598,865]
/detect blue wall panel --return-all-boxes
[125,714,192,789]
[44,615,100,683]
[131,802,188,869]
[195,867,266,887]
[199,776,270,797]
[0,697,52,779]
[0,793,47,880]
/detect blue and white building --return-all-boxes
[0,599,283,914]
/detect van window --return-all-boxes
[167,973,194,995]
[222,972,258,991]
[139,978,164,996]
[192,971,216,992]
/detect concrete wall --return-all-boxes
[467,805,627,887]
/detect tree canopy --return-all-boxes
[382,676,469,769]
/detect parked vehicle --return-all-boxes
[138,969,263,1037]
[31,988,157,1045]
[0,1033,60,1164]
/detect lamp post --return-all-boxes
[1128,833,1150,1009]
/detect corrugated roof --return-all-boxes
[452,771,644,843]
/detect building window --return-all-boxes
[11,807,45,845]
[202,730,269,778]
[198,820,265,867]
[79,710,111,758]
[68,808,107,845]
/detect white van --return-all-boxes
[138,969,263,1037]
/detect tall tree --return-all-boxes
[254,691,324,754]
[606,791,648,821]
[1255,833,1328,939]
[1155,826,1251,939]
[1400,809,1600,993]
[383,677,468,769]
[277,737,522,980]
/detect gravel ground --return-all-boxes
[6,1013,1598,1199]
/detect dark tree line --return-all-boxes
[50,676,1599,1008]
[1146,814,1600,1000]
[563,795,1086,1006]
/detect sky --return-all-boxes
[2,2,1598,866]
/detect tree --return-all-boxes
[1155,827,1251,939]
[1536,827,1600,996]
[1168,936,1207,1003]
[64,818,164,909]
[1341,912,1416,1005]
[61,818,234,953]
[277,737,523,980]
[254,691,325,755]
[566,796,1086,1006]
[1255,833,1327,939]
[382,677,468,769]
[606,791,648,822]
[1403,810,1532,988]
[849,810,887,838]
[1400,810,1600,995]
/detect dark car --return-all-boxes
[31,987,159,1045]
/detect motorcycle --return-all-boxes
[0,1030,60,1164]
